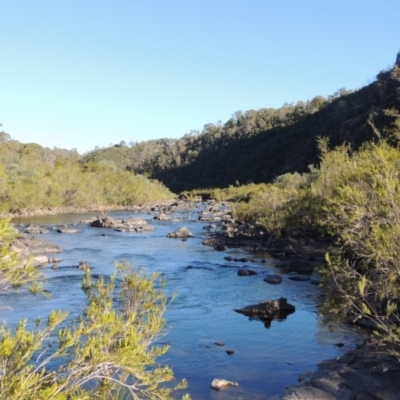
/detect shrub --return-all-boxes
[0,219,189,399]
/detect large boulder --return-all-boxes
[14,235,62,254]
[90,216,117,228]
[235,298,295,326]
[167,227,193,238]
[154,213,171,221]
[11,235,62,268]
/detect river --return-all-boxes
[5,202,365,399]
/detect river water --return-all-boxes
[6,203,364,399]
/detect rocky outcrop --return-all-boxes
[23,225,50,234]
[90,216,118,228]
[13,234,62,255]
[89,216,153,232]
[284,341,400,400]
[11,234,62,267]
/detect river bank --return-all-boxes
[1,200,181,219]
[283,340,400,400]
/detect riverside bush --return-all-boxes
[317,141,400,342]
[0,219,189,399]
[228,138,400,344]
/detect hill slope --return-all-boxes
[82,64,400,192]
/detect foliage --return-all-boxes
[0,139,174,214]
[77,63,400,192]
[0,258,189,399]
[0,218,43,293]
[228,136,400,344]
[317,141,400,343]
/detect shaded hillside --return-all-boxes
[153,66,400,191]
[81,64,400,192]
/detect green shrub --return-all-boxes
[0,219,189,399]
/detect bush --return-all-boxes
[0,219,189,399]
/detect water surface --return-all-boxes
[8,204,364,399]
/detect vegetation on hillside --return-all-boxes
[80,65,400,192]
[0,136,174,214]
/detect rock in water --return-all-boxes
[210,378,239,391]
[263,274,283,284]
[167,227,193,238]
[235,298,295,326]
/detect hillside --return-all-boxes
[82,63,400,192]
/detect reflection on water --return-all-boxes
[9,205,364,399]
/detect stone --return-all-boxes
[78,261,91,270]
[124,217,147,225]
[284,245,297,256]
[31,255,49,267]
[90,216,117,228]
[23,225,50,234]
[154,213,171,221]
[57,228,79,233]
[235,298,295,323]
[210,378,239,391]
[263,274,283,284]
[237,269,257,276]
[215,243,227,251]
[167,227,193,238]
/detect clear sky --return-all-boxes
[1,0,399,154]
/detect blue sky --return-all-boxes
[1,0,399,154]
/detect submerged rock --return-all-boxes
[210,378,239,391]
[237,269,257,276]
[57,228,79,234]
[288,275,311,281]
[263,274,283,284]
